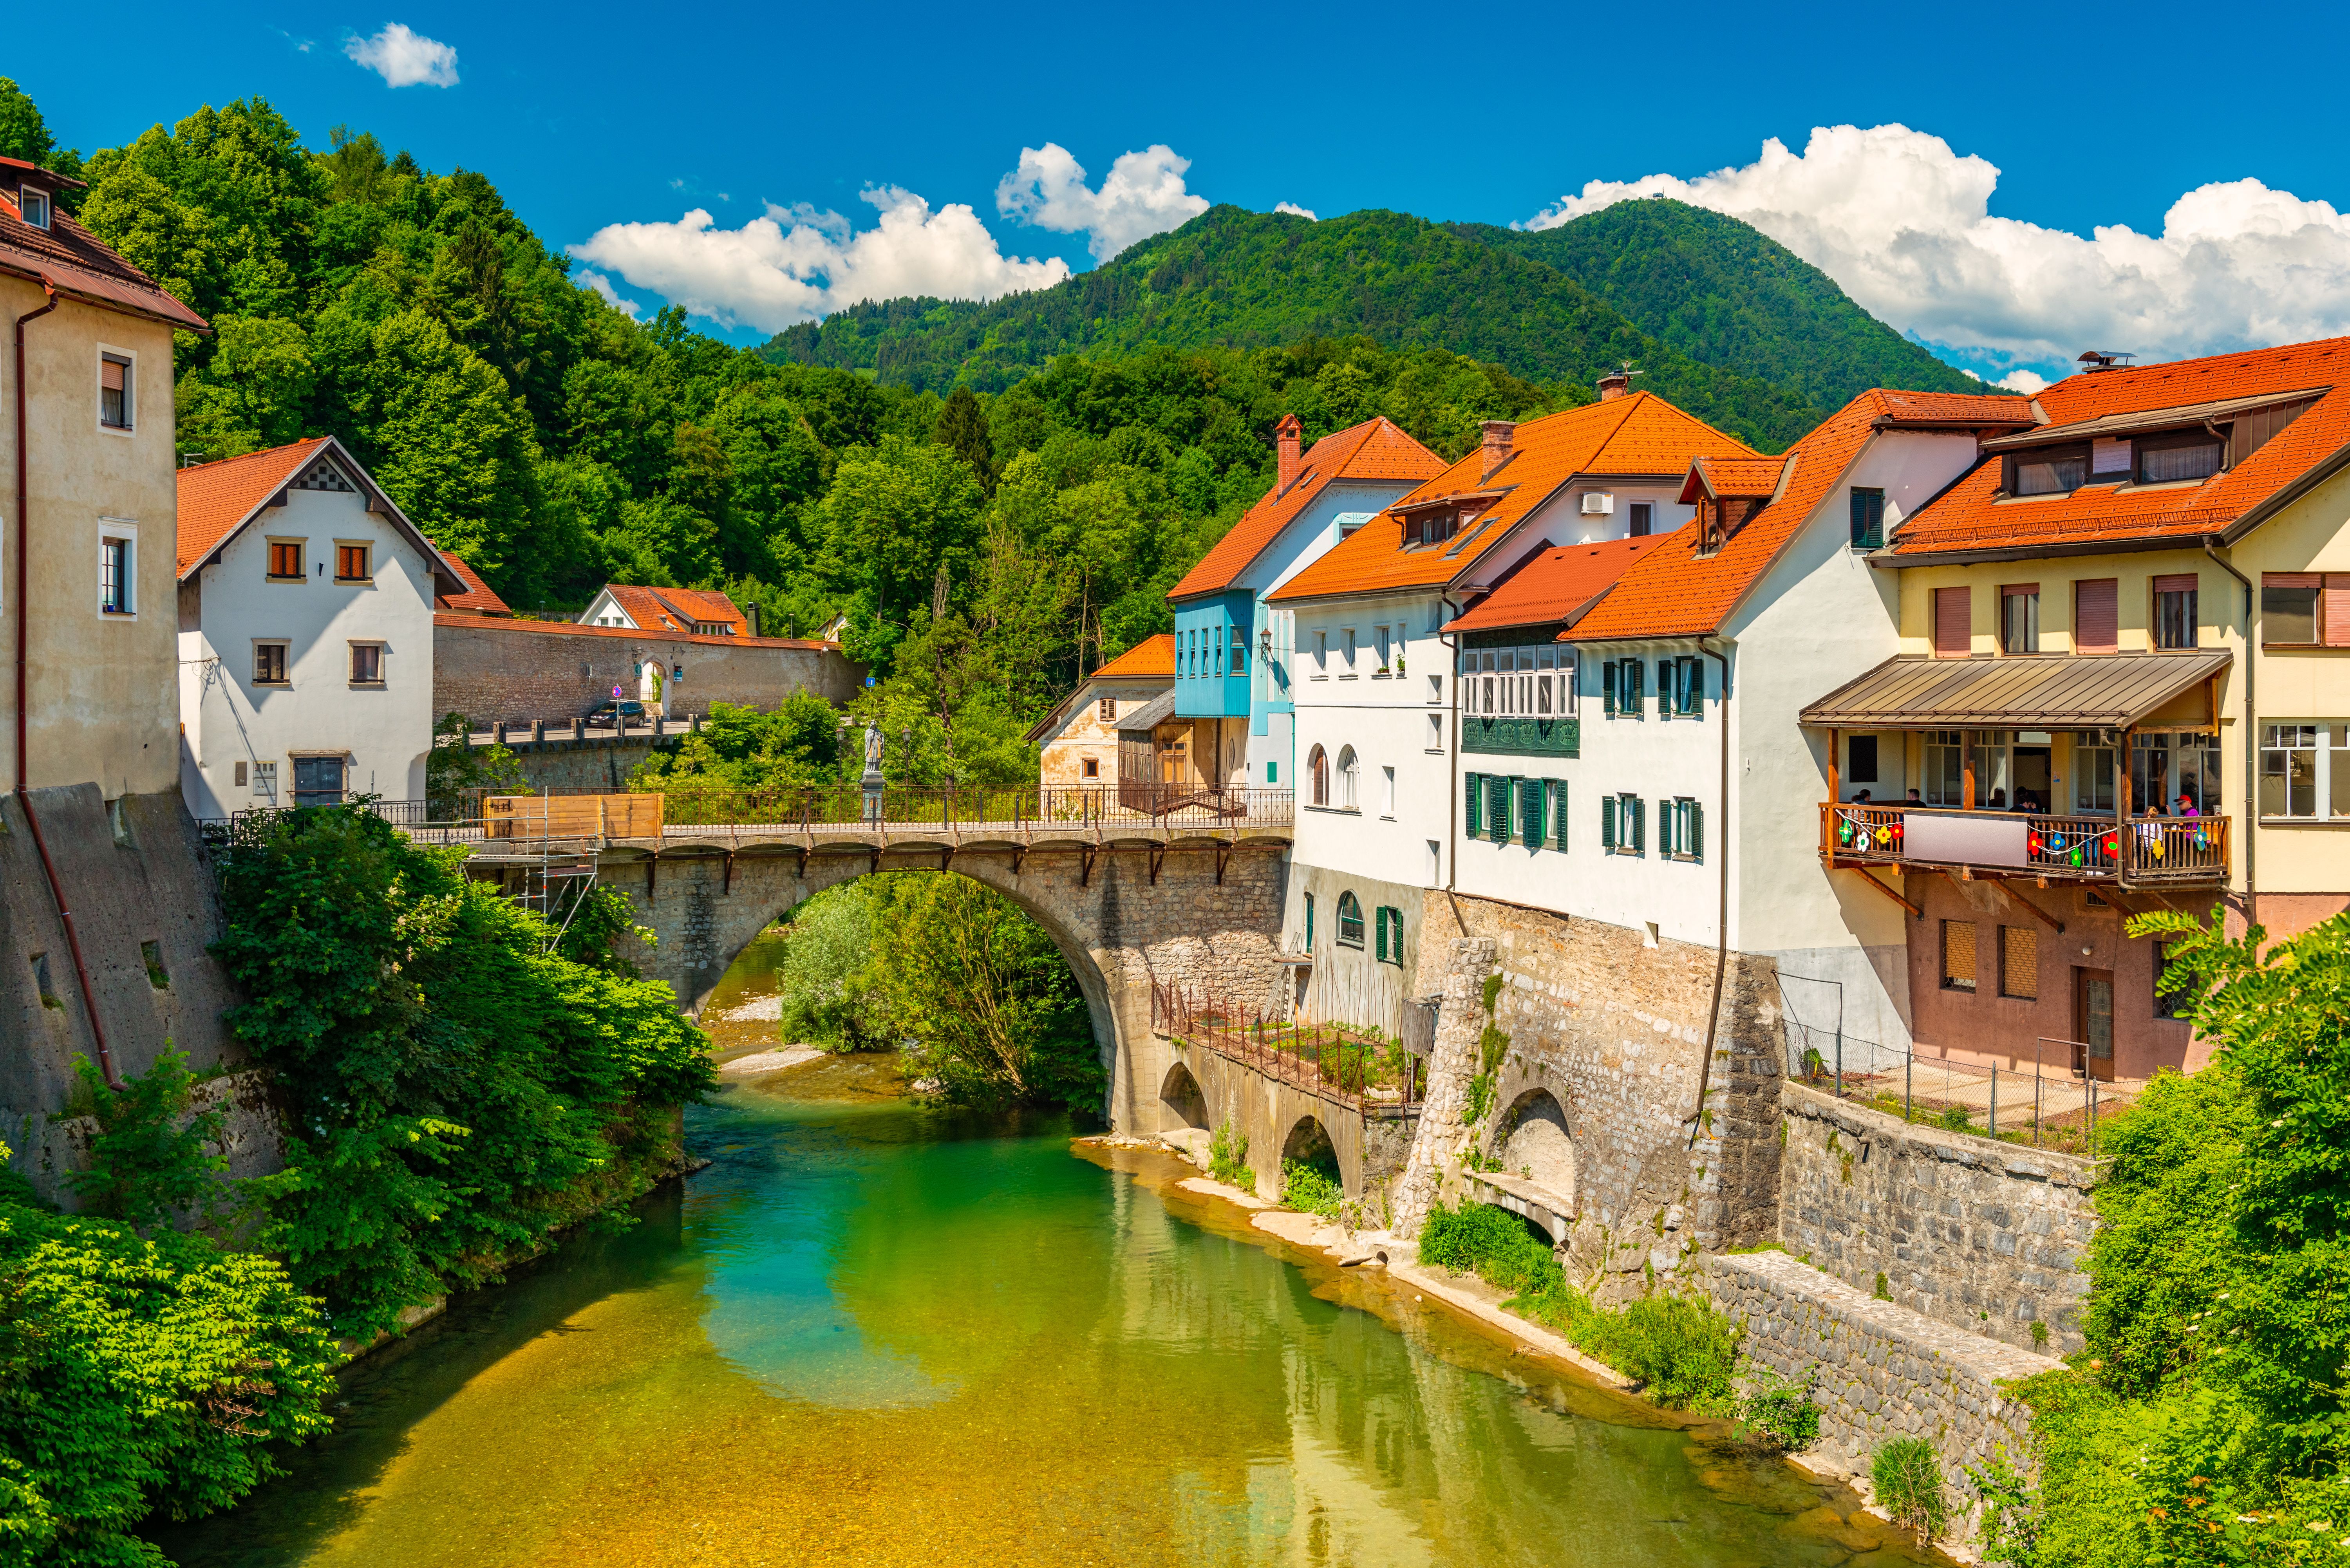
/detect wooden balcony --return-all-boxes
[1820,803,2229,888]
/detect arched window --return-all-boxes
[1336,746,1359,810]
[1308,744,1329,806]
[1336,891,1365,947]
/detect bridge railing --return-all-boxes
[1152,981,1419,1115]
[518,782,1293,835]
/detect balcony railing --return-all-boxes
[1820,803,2228,886]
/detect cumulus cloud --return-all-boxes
[1524,123,2350,381]
[1275,201,1318,220]
[567,187,1071,334]
[345,22,459,87]
[575,269,640,319]
[996,143,1209,262]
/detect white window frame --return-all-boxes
[1341,628,1357,676]
[19,184,51,231]
[1337,746,1359,810]
[96,519,136,618]
[1426,712,1444,752]
[1381,764,1397,818]
[95,344,136,436]
[1312,629,1328,679]
[2260,721,2350,821]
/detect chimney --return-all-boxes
[1275,414,1303,493]
[1479,420,1517,481]
[1596,370,1632,401]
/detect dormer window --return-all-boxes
[1407,509,1457,547]
[19,186,49,230]
[2139,432,2223,484]
[2010,446,2089,496]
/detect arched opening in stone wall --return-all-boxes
[1159,1061,1208,1131]
[1281,1114,1341,1181]
[1497,1087,1576,1199]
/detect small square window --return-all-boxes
[20,186,51,230]
[99,354,132,430]
[349,643,383,683]
[1081,756,1099,779]
[268,541,304,580]
[337,544,372,582]
[254,643,289,685]
[1850,487,1885,549]
[1097,696,1117,722]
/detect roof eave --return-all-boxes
[1873,532,2225,570]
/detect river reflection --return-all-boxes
[150,1057,1927,1568]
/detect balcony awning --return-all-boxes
[1801,650,2230,730]
[1113,689,1179,736]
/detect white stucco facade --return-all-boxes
[178,458,444,816]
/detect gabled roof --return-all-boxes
[1680,454,1789,504]
[1169,418,1443,601]
[1092,632,1175,680]
[592,585,748,635]
[176,436,465,596]
[1567,388,2025,641]
[1887,336,2350,559]
[1443,534,1669,633]
[0,157,208,333]
[437,552,510,615]
[1267,392,1760,605]
[1867,389,2037,429]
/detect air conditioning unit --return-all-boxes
[1581,491,1615,516]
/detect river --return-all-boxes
[150,946,1927,1568]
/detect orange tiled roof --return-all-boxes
[1565,389,2021,641]
[0,157,208,332]
[1267,393,1760,605]
[1869,389,2037,427]
[175,438,333,574]
[597,584,749,635]
[437,552,511,615]
[1682,454,1788,503]
[1169,418,1443,601]
[435,612,836,650]
[1091,633,1175,680]
[1888,338,2350,558]
[1444,534,1669,633]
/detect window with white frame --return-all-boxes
[2260,723,2350,819]
[1461,644,1576,717]
[1342,628,1356,672]
[1600,791,1644,853]
[1313,629,1328,677]
[98,525,134,615]
[1922,730,1964,806]
[1426,713,1443,751]
[19,185,51,230]
[1336,746,1359,809]
[1658,797,1703,860]
[99,352,133,431]
[1381,765,1396,817]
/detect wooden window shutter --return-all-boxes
[2000,926,2038,999]
[1658,801,1677,855]
[1518,778,1540,845]
[1932,587,1971,656]
[1551,780,1569,851]
[2075,579,2119,654]
[1486,776,1510,842]
[1657,659,1674,712]
[1626,659,1644,705]
[1602,794,1617,849]
[1464,772,1482,836]
[1689,800,1704,861]
[1602,660,1618,715]
[1632,797,1645,852]
[2151,574,2198,596]
[2326,575,2350,647]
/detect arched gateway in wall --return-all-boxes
[551,836,1292,1137]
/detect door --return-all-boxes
[2074,968,2115,1081]
[292,756,346,807]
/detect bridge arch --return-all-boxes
[1159,1060,1209,1132]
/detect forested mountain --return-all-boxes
[770,206,1832,450]
[1455,200,1983,411]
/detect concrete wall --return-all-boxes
[1776,1081,2098,1353]
[179,477,440,813]
[1,786,264,1206]
[1157,1040,1380,1203]
[1703,1248,2059,1535]
[434,616,862,727]
[0,276,182,796]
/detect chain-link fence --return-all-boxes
[1777,982,2133,1158]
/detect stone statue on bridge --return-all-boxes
[862,723,885,822]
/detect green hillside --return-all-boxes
[768,206,1828,451]
[1456,200,1985,410]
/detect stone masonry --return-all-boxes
[1390,936,1496,1237]
[1704,1249,2061,1534]
[434,616,861,729]
[1777,1081,2098,1354]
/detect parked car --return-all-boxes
[586,699,647,724]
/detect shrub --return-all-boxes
[1873,1436,1950,1541]
[1280,1160,1342,1221]
[1578,1291,1741,1411]
[1208,1120,1253,1193]
[1734,1363,1820,1452]
[1418,1200,1563,1300]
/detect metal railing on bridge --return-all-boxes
[1152,981,1421,1117]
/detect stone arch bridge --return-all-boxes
[463,806,1300,1137]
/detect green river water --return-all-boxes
[150,940,1930,1568]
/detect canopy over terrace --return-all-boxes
[1800,650,2231,732]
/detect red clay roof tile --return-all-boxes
[0,158,207,332]
[175,438,333,575]
[1444,534,1667,633]
[596,585,749,634]
[437,553,511,615]
[1091,633,1175,680]
[1168,418,1444,600]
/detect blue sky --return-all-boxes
[17,0,2350,387]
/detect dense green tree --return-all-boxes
[932,385,995,487]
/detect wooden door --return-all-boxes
[2075,969,2115,1081]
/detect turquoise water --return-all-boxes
[151,1057,1924,1566]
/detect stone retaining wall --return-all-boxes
[1778,1082,2098,1353]
[1703,1249,2059,1529]
[434,616,861,728]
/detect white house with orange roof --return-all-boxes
[1025,633,1174,789]
[1166,414,1444,794]
[1263,379,1762,1033]
[175,436,464,813]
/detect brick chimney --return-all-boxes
[1479,420,1517,481]
[1596,370,1632,401]
[1275,414,1304,493]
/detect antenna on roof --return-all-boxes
[1596,363,1643,402]
[2077,350,2136,373]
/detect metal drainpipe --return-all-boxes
[14,277,120,1089]
[1688,639,1732,1147]
[1438,596,1464,923]
[2204,538,2256,930]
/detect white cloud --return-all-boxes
[1524,123,2350,381]
[996,143,1209,263]
[1275,201,1318,220]
[345,22,459,87]
[567,187,1071,334]
[575,269,640,319]
[1996,369,2050,396]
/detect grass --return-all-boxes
[1872,1436,1950,1542]
[1280,1160,1343,1221]
[1207,1119,1253,1193]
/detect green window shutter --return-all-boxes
[1602,793,1617,850]
[1305,894,1314,949]
[1374,907,1388,962]
[1519,777,1541,845]
[1632,797,1646,853]
[1690,800,1704,860]
[1486,776,1510,842]
[1659,798,1676,856]
[1551,779,1569,851]
[1679,657,1702,715]
[1626,659,1644,708]
[1657,660,1673,714]
[1602,660,1618,715]
[1464,772,1481,836]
